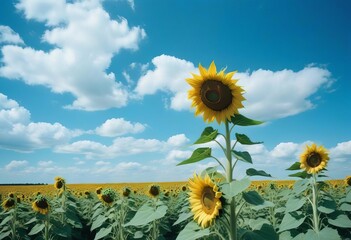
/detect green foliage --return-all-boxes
[230,114,264,126]
[175,221,210,240]
[246,168,272,177]
[221,178,251,199]
[177,148,211,166]
[235,133,263,145]
[193,127,218,144]
[243,191,265,205]
[124,203,167,227]
[233,150,252,164]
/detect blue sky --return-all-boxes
[0,0,350,184]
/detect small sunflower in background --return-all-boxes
[181,185,187,192]
[300,143,329,174]
[345,176,351,186]
[99,188,117,206]
[32,195,50,215]
[1,197,16,211]
[8,192,15,198]
[186,61,245,124]
[96,187,103,195]
[122,187,131,197]
[148,185,160,198]
[54,176,66,190]
[188,174,222,228]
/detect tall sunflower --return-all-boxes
[300,143,329,174]
[32,195,50,215]
[188,174,222,228]
[186,61,245,124]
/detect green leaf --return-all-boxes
[328,211,351,228]
[318,227,341,240]
[243,191,265,205]
[28,223,45,236]
[278,212,306,233]
[251,201,275,211]
[25,217,37,225]
[243,224,279,240]
[221,177,251,199]
[0,231,11,240]
[286,162,301,170]
[285,197,306,212]
[173,212,193,226]
[246,168,272,177]
[91,215,107,231]
[249,218,271,230]
[318,198,336,214]
[340,202,351,211]
[194,127,218,144]
[124,204,168,226]
[232,150,252,164]
[292,179,309,195]
[54,207,65,213]
[133,231,144,239]
[235,133,263,145]
[176,221,210,240]
[230,114,264,126]
[0,215,12,226]
[177,148,211,166]
[346,190,351,203]
[288,171,311,179]
[94,226,112,240]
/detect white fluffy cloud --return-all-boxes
[236,67,332,120]
[55,134,189,159]
[0,93,77,152]
[95,118,146,137]
[134,55,333,121]
[330,140,351,162]
[5,160,28,171]
[0,0,146,111]
[0,25,24,45]
[270,142,300,158]
[134,55,197,110]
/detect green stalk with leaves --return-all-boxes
[176,61,277,240]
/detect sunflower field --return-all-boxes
[1,62,351,240]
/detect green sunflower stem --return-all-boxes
[44,212,50,240]
[311,174,320,233]
[225,120,237,240]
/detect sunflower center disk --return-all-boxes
[36,200,48,209]
[307,152,322,167]
[201,187,216,214]
[201,80,233,111]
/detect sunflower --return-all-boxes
[99,188,117,206]
[8,192,15,198]
[148,185,160,198]
[96,187,102,195]
[345,176,351,186]
[122,187,131,197]
[32,195,50,215]
[188,174,222,228]
[54,176,65,190]
[186,61,245,124]
[1,197,16,211]
[300,143,329,174]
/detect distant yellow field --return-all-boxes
[0,179,345,200]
